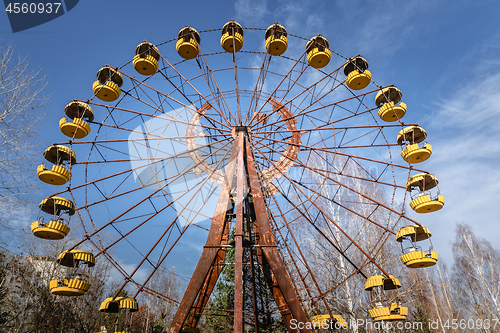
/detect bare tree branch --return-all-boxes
[0,43,48,245]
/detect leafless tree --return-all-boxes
[451,223,500,331]
[0,43,48,246]
[135,266,181,332]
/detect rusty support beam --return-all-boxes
[245,141,312,333]
[186,243,228,327]
[234,131,245,332]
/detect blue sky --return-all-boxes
[2,0,500,285]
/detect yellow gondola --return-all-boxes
[100,297,139,313]
[92,66,123,102]
[406,173,445,213]
[264,23,288,56]
[134,42,160,75]
[50,250,95,296]
[56,249,95,267]
[368,302,409,321]
[397,126,432,163]
[31,220,70,240]
[343,56,371,90]
[375,87,406,122]
[364,274,401,291]
[221,21,244,53]
[59,101,94,139]
[31,196,75,240]
[176,27,200,60]
[365,275,407,321]
[37,145,76,185]
[400,249,439,268]
[306,36,331,69]
[49,278,90,296]
[99,297,138,333]
[396,225,438,268]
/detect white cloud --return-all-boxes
[234,0,269,26]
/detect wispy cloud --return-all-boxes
[234,0,327,37]
[234,0,269,26]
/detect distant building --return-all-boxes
[25,254,59,286]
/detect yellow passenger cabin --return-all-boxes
[59,101,94,139]
[369,302,408,321]
[397,126,432,164]
[264,23,288,56]
[375,87,406,122]
[49,278,90,296]
[306,36,331,69]
[176,27,200,60]
[406,173,445,213]
[344,56,371,90]
[99,297,138,333]
[99,297,139,313]
[37,145,76,185]
[134,42,160,75]
[50,250,95,296]
[397,225,438,268]
[92,66,123,102]
[56,249,95,267]
[221,21,244,53]
[365,275,407,321]
[364,274,401,291]
[31,196,75,240]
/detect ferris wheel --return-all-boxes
[32,21,445,332]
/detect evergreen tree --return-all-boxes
[204,225,287,333]
[205,247,235,332]
[412,302,432,333]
